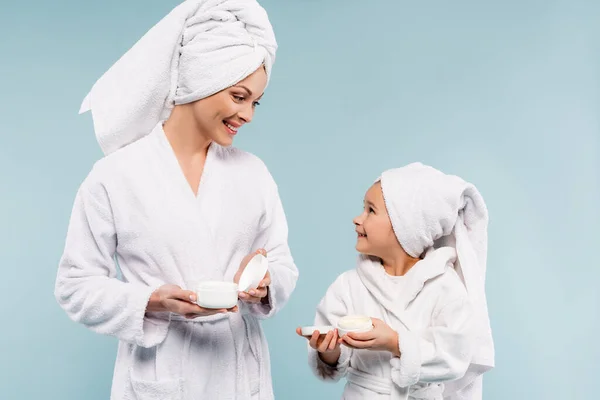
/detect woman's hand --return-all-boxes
[339,318,400,357]
[296,327,341,367]
[147,284,238,319]
[234,249,270,304]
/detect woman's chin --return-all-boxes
[214,135,234,147]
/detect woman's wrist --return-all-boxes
[260,286,270,305]
[388,331,401,357]
[146,289,166,313]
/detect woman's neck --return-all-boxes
[163,105,211,157]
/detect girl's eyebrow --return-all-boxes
[364,200,377,210]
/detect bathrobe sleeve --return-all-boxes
[245,167,299,319]
[391,296,474,388]
[54,172,169,348]
[307,273,353,382]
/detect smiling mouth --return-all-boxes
[223,121,239,135]
[357,233,367,238]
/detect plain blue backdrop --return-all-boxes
[1,0,598,399]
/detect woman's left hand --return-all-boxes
[235,249,271,304]
[339,318,400,357]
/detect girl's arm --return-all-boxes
[391,296,474,388]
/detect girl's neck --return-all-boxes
[380,249,421,276]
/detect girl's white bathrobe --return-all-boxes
[54,122,298,400]
[308,248,474,400]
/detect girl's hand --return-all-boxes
[296,327,342,366]
[339,318,400,357]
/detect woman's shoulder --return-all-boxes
[91,136,150,174]
[76,138,149,195]
[221,145,268,168]
[219,145,277,185]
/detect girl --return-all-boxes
[54,1,298,399]
[297,163,494,400]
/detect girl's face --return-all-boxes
[353,182,400,258]
[191,66,267,147]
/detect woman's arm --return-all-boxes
[244,169,299,319]
[54,171,170,348]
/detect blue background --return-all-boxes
[1,0,598,399]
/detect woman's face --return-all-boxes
[191,66,267,147]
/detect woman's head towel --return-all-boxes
[79,0,277,155]
[378,162,494,376]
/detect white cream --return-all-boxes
[337,315,373,337]
[338,315,371,330]
[195,281,239,309]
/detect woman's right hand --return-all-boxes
[147,284,238,318]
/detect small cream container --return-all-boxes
[238,253,269,292]
[337,315,373,337]
[195,281,239,309]
[300,325,335,337]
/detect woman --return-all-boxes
[54,1,298,399]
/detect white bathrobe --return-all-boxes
[55,122,298,400]
[308,248,474,400]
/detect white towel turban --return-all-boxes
[377,162,495,371]
[79,0,277,155]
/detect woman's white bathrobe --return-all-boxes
[55,122,298,400]
[308,248,474,400]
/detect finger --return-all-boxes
[347,330,377,341]
[170,300,199,315]
[199,308,229,315]
[317,331,333,353]
[309,331,320,349]
[259,271,271,288]
[238,292,260,303]
[248,287,267,298]
[170,288,197,303]
[343,335,376,349]
[328,330,339,351]
[257,248,267,256]
[182,307,227,318]
[180,302,226,316]
[238,292,251,300]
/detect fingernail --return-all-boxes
[239,293,247,298]
[189,295,196,302]
[249,290,256,296]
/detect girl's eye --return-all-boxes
[253,101,260,107]
[369,207,375,214]
[233,95,245,102]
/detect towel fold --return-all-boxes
[79,0,277,155]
